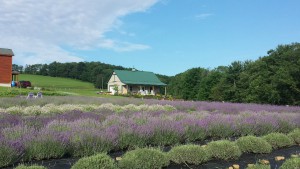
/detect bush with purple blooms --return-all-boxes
[118,132,148,149]
[70,132,114,157]
[151,129,182,146]
[184,125,206,142]
[208,123,234,139]
[277,119,296,134]
[0,143,18,168]
[24,134,67,160]
[262,133,294,149]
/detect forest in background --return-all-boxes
[13,43,300,105]
[168,43,300,105]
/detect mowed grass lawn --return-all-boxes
[20,74,94,89]
[18,74,108,96]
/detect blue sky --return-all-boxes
[1,0,300,76]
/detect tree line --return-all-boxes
[18,43,300,105]
[20,61,171,90]
[168,43,300,105]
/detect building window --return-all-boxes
[130,86,133,92]
[142,87,145,91]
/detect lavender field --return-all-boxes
[0,96,300,168]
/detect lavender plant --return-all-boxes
[71,153,116,169]
[0,143,18,168]
[1,103,176,116]
[118,148,169,169]
[206,140,242,160]
[150,120,184,146]
[277,119,296,133]
[184,125,206,142]
[0,113,22,130]
[70,130,114,157]
[167,145,209,165]
[24,130,68,160]
[14,164,47,169]
[236,136,272,153]
[2,125,36,141]
[118,132,148,149]
[288,128,300,144]
[280,157,300,169]
[263,133,294,149]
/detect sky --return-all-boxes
[1,0,300,76]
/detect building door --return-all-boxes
[109,86,115,95]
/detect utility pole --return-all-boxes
[165,86,167,96]
[102,77,104,90]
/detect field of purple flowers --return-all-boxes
[0,96,300,168]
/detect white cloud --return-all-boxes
[3,37,84,65]
[98,39,150,52]
[195,13,213,19]
[0,0,158,65]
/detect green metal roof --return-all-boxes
[114,70,166,86]
[0,48,14,56]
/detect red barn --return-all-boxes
[0,48,14,87]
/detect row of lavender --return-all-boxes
[0,103,175,116]
[145,100,300,113]
[1,106,300,167]
[1,96,300,113]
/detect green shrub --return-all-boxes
[246,164,271,169]
[262,133,294,149]
[280,157,300,169]
[24,137,67,160]
[71,153,116,169]
[288,128,300,144]
[167,145,209,165]
[206,140,242,160]
[118,148,169,169]
[14,164,47,169]
[0,144,18,168]
[236,136,272,153]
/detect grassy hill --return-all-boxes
[15,74,104,96]
[20,74,94,90]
